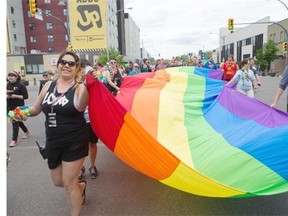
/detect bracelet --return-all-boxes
[7,106,30,122]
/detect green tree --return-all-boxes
[180,54,188,62]
[255,39,278,72]
[255,48,267,73]
[98,48,124,66]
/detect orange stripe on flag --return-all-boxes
[115,114,180,180]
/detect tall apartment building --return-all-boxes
[7,0,27,54]
[6,0,139,75]
[22,0,69,54]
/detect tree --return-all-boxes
[255,39,278,72]
[97,48,124,66]
[255,48,267,73]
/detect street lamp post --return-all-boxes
[266,0,288,63]
[275,0,288,10]
[40,9,71,46]
[106,7,132,61]
[33,0,70,50]
[210,32,225,63]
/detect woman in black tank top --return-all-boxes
[23,51,89,216]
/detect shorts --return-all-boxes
[87,123,99,143]
[46,139,89,169]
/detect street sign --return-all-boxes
[35,8,43,21]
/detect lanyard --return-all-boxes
[50,81,77,113]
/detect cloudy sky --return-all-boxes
[124,0,287,59]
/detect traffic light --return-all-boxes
[228,18,234,31]
[283,42,287,54]
[29,0,38,16]
[67,44,73,51]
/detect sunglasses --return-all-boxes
[43,74,48,77]
[110,61,116,64]
[59,59,77,67]
[8,74,17,77]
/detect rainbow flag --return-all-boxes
[86,66,288,198]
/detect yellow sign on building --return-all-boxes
[69,0,107,52]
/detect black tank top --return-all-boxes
[41,81,88,147]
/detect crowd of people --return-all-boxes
[7,50,288,215]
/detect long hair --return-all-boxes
[55,51,82,83]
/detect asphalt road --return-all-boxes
[6,74,288,216]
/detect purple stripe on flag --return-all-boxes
[217,87,288,127]
[208,69,223,80]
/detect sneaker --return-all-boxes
[9,140,18,147]
[22,131,30,139]
[89,166,98,179]
[78,166,85,181]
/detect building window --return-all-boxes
[30,36,36,43]
[46,23,53,29]
[48,47,55,53]
[29,23,35,30]
[246,38,251,46]
[44,0,51,3]
[255,34,263,52]
[10,7,14,14]
[12,20,16,28]
[13,34,17,42]
[48,35,54,42]
[45,9,52,16]
[26,64,44,74]
[64,9,68,16]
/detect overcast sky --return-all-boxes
[124,0,288,59]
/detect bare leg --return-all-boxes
[256,74,261,86]
[62,158,86,216]
[89,142,97,167]
[50,164,63,187]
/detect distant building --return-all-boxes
[125,13,141,61]
[218,16,287,73]
[268,18,288,73]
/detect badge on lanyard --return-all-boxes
[48,112,57,127]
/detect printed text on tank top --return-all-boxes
[42,80,76,113]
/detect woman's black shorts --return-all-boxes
[87,123,99,144]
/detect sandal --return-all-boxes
[79,180,87,205]
[78,166,85,182]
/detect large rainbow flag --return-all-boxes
[86,66,288,198]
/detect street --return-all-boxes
[6,74,288,216]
